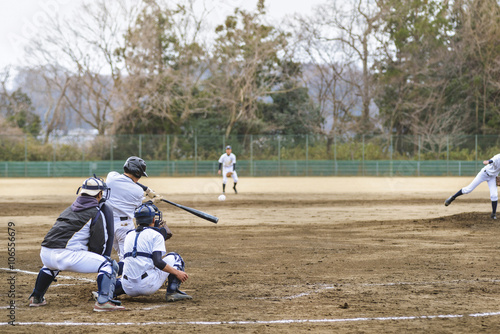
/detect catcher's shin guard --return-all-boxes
[30,268,59,300]
[96,257,119,304]
[165,252,189,295]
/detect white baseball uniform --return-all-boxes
[106,171,145,261]
[462,153,500,201]
[218,152,238,184]
[120,228,181,296]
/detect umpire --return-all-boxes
[28,177,125,311]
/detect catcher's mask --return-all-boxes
[134,203,161,226]
[76,176,109,200]
[124,156,148,178]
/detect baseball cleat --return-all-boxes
[233,186,238,194]
[91,291,121,306]
[93,301,125,312]
[166,290,192,302]
[29,295,47,307]
[491,213,497,220]
[444,196,454,206]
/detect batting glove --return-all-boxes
[145,187,157,199]
[152,195,163,204]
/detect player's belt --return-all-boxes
[120,216,128,221]
[123,272,148,280]
[484,170,492,177]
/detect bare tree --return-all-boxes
[24,0,138,135]
[291,13,359,138]
[452,0,500,134]
[309,0,384,134]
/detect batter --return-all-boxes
[106,156,161,274]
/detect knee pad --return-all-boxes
[166,252,185,271]
[41,267,60,278]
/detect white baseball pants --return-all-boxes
[113,218,135,261]
[121,254,182,296]
[40,247,112,275]
[222,166,238,184]
[462,168,498,201]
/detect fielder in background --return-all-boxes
[445,153,500,219]
[113,202,192,302]
[218,145,238,194]
[28,177,125,311]
[106,156,162,275]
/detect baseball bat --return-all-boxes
[160,198,219,224]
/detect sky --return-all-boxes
[0,0,327,72]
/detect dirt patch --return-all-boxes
[1,177,500,333]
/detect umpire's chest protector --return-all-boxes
[41,206,98,249]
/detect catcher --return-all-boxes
[113,202,192,302]
[217,145,238,194]
[445,153,500,219]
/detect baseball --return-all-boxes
[218,194,226,201]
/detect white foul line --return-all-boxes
[1,312,500,326]
[0,268,94,282]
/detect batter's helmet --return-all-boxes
[77,176,108,197]
[124,156,148,178]
[134,203,157,226]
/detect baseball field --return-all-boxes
[1,176,500,333]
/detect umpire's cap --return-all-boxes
[124,156,148,178]
[77,176,108,196]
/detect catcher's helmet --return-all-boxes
[77,176,108,197]
[124,156,148,178]
[134,203,158,226]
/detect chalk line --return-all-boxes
[1,311,500,326]
[0,268,94,282]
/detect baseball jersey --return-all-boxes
[106,171,144,220]
[122,228,166,279]
[218,153,236,168]
[484,154,500,176]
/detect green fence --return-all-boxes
[0,134,496,177]
[0,160,482,177]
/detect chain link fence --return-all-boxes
[1,134,499,177]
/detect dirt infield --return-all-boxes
[1,177,500,333]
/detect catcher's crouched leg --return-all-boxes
[165,252,192,302]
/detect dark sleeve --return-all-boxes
[489,160,494,164]
[136,182,148,191]
[101,202,115,257]
[218,163,222,171]
[233,163,236,171]
[152,251,167,270]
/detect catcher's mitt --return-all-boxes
[226,171,233,177]
[496,176,500,187]
[157,219,173,240]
